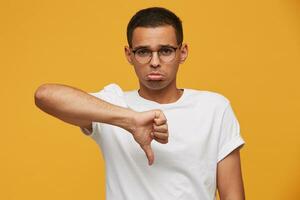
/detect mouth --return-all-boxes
[147,73,164,81]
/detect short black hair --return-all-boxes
[126,7,183,48]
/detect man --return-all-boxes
[34,7,245,200]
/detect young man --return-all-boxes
[34,7,245,200]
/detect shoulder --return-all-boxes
[101,83,123,95]
[89,83,127,107]
[186,88,230,108]
[90,83,123,96]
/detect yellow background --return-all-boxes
[1,0,299,199]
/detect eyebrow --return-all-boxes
[132,44,176,51]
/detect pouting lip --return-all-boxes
[148,72,164,76]
[147,72,164,81]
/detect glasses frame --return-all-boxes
[130,44,182,64]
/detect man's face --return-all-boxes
[125,25,188,91]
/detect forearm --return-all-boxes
[34,83,136,132]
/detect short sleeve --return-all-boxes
[79,83,127,138]
[80,121,99,138]
[217,103,245,162]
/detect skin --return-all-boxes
[217,147,245,200]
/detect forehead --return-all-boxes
[131,25,177,48]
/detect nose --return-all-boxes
[150,52,160,67]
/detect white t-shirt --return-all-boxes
[81,83,245,200]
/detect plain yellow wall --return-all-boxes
[1,0,299,199]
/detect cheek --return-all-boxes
[166,63,180,76]
[133,65,146,77]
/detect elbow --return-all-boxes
[34,83,52,108]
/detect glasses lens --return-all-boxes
[158,47,176,62]
[134,49,152,64]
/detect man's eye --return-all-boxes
[136,49,151,56]
[159,48,173,55]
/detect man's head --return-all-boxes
[125,7,188,91]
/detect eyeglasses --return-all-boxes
[130,44,182,64]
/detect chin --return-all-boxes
[143,80,169,90]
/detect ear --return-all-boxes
[179,43,188,64]
[124,45,134,65]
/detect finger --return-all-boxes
[153,124,168,132]
[142,144,154,166]
[154,117,167,126]
[155,110,166,120]
[150,132,155,139]
[155,110,161,119]
[153,131,168,140]
[154,136,168,144]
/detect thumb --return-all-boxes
[142,144,154,166]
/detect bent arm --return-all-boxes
[34,83,136,134]
[217,148,245,200]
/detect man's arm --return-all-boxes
[217,148,245,200]
[34,83,136,133]
[34,83,169,165]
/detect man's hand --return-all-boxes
[131,109,169,166]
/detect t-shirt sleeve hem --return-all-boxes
[80,121,98,137]
[217,136,245,163]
